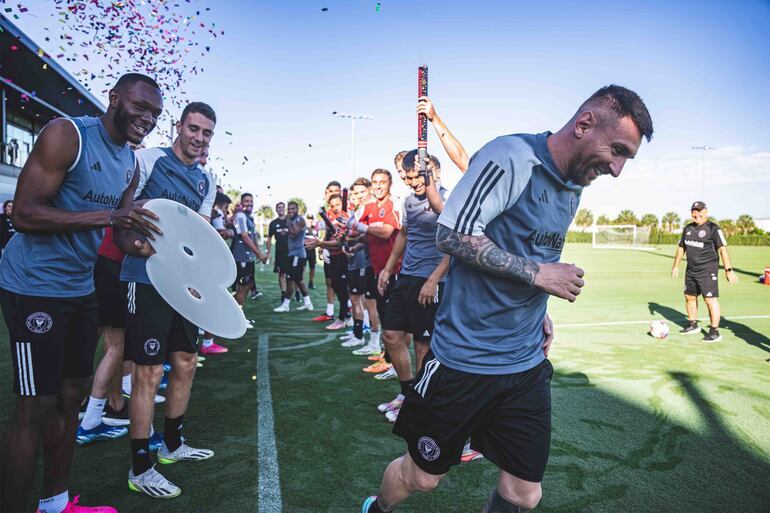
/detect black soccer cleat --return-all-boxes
[679,322,700,335]
[703,328,722,343]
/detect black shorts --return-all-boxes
[327,253,348,282]
[684,269,719,298]
[374,272,397,325]
[94,255,127,328]
[0,288,99,396]
[383,274,444,342]
[273,249,289,274]
[286,255,306,282]
[348,266,376,298]
[236,260,256,286]
[393,351,553,482]
[124,282,198,366]
[306,248,317,268]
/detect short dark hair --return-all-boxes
[326,180,341,190]
[181,101,217,124]
[371,168,392,183]
[352,177,371,188]
[113,73,161,93]
[287,200,299,208]
[582,85,653,142]
[215,192,232,205]
[241,193,253,201]
[401,150,439,172]
[394,151,408,167]
[275,201,285,208]
[328,193,341,202]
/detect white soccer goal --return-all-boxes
[592,225,655,250]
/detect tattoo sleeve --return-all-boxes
[436,224,540,286]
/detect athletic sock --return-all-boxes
[303,295,312,306]
[354,319,364,339]
[363,309,370,327]
[80,396,107,430]
[326,303,334,316]
[131,438,152,475]
[399,380,413,396]
[164,414,184,452]
[370,330,381,346]
[122,373,132,395]
[368,497,392,513]
[202,337,214,348]
[282,298,291,307]
[38,490,68,513]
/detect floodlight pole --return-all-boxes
[332,112,373,176]
[691,145,715,200]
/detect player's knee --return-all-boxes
[135,364,164,387]
[14,395,58,426]
[496,481,542,511]
[172,352,198,375]
[409,468,442,493]
[382,331,402,351]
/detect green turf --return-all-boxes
[1,244,769,512]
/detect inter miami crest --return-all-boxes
[125,168,134,185]
[26,312,53,334]
[417,436,441,461]
[197,179,206,197]
[144,338,161,356]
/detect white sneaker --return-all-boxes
[339,331,355,341]
[374,366,398,381]
[297,303,314,311]
[353,344,381,356]
[154,394,165,404]
[341,337,365,348]
[377,394,405,413]
[344,317,354,327]
[385,409,399,423]
[273,303,290,312]
[157,441,214,464]
[128,465,181,499]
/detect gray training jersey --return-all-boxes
[400,186,448,280]
[287,215,306,258]
[432,132,582,375]
[232,211,257,263]
[0,116,135,298]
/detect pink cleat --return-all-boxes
[325,319,346,330]
[36,495,118,513]
[199,342,229,355]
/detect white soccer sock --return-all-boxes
[282,298,291,307]
[202,338,214,348]
[303,295,312,305]
[38,490,68,513]
[122,373,132,395]
[326,303,334,316]
[80,396,106,430]
[363,309,370,326]
[370,330,381,347]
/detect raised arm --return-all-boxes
[417,96,469,173]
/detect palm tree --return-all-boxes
[661,212,681,233]
[719,219,737,237]
[735,214,756,235]
[596,215,611,225]
[574,209,594,230]
[639,214,658,228]
[615,209,638,226]
[258,204,275,220]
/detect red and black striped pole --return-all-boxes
[418,65,429,185]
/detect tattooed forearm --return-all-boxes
[436,224,540,286]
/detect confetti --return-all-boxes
[251,375,256,380]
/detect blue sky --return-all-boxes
[12,0,770,220]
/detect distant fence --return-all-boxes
[567,230,770,246]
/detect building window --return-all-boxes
[5,123,35,168]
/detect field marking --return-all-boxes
[257,334,282,513]
[268,333,337,352]
[556,314,770,329]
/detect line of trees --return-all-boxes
[574,208,763,236]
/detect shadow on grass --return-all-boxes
[648,301,770,358]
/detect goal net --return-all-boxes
[592,225,654,250]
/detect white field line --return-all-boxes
[556,314,770,329]
[268,333,336,352]
[257,334,282,513]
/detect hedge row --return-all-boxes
[565,231,770,246]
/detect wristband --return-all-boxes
[725,268,733,272]
[356,221,369,234]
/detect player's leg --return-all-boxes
[483,472,542,512]
[343,293,365,347]
[365,452,446,512]
[680,288,701,335]
[294,259,313,310]
[356,268,382,354]
[413,341,430,375]
[81,326,124,429]
[703,296,722,342]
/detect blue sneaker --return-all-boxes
[159,374,168,390]
[76,422,128,445]
[362,496,377,512]
[163,363,172,373]
[149,431,164,452]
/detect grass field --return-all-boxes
[2,244,769,512]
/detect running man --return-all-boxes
[377,152,449,423]
[266,202,289,303]
[363,85,653,513]
[274,201,313,312]
[0,73,163,513]
[116,101,218,499]
[671,201,737,342]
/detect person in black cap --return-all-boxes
[671,201,737,342]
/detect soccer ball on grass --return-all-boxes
[648,320,670,339]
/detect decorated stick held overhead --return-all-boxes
[418,65,429,185]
